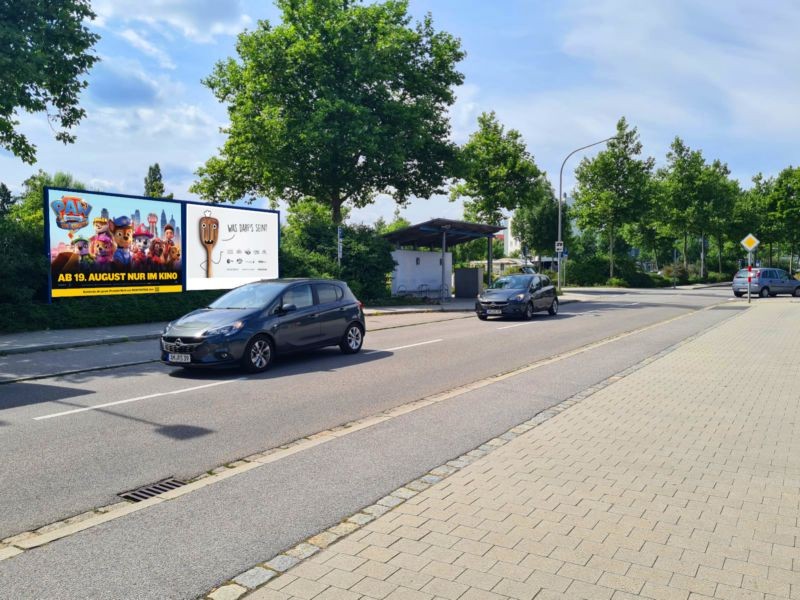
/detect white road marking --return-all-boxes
[496,322,531,330]
[33,379,244,421]
[384,339,443,351]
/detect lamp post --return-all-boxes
[557,135,618,291]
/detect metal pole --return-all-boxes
[441,231,446,305]
[487,235,493,287]
[673,248,677,288]
[557,135,618,291]
[747,251,752,304]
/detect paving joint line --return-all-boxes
[201,301,751,600]
[0,299,739,565]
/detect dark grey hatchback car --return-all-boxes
[475,274,558,320]
[161,279,365,372]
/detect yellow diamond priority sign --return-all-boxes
[741,233,760,252]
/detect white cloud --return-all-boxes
[94,0,252,43]
[119,29,176,69]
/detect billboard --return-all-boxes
[45,187,280,300]
[46,188,184,298]
[184,203,279,291]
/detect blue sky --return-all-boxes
[3,0,799,225]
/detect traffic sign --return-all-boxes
[555,240,564,253]
[740,233,760,252]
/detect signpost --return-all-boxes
[740,233,760,304]
[555,241,563,288]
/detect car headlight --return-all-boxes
[204,320,245,337]
[511,293,526,302]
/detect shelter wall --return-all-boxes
[391,250,452,297]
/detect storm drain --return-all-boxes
[119,478,186,502]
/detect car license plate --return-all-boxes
[168,353,191,363]
[487,309,502,315]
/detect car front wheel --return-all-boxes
[340,323,364,354]
[523,302,534,320]
[759,287,769,298]
[548,297,559,316]
[242,335,273,373]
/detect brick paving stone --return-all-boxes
[239,302,800,600]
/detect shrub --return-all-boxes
[606,277,629,287]
[564,256,608,286]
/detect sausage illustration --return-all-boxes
[199,211,219,278]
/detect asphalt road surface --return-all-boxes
[0,288,741,599]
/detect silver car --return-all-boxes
[732,268,800,298]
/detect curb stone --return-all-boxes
[202,304,750,599]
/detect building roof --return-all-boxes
[382,218,504,248]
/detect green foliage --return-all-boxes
[605,277,629,288]
[192,0,465,224]
[0,0,100,163]
[771,166,800,251]
[144,163,173,199]
[0,183,12,216]
[511,178,566,264]
[451,237,504,267]
[564,256,608,286]
[374,209,411,235]
[573,117,654,279]
[452,112,542,225]
[279,199,396,300]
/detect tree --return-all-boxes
[510,178,562,270]
[771,166,800,273]
[572,117,654,278]
[451,112,541,225]
[375,208,411,235]
[0,183,12,216]
[702,160,739,274]
[144,163,173,198]
[191,0,465,225]
[0,0,100,163]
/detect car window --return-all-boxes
[541,276,550,287]
[735,269,749,278]
[283,284,313,309]
[315,283,341,304]
[209,282,284,309]
[530,276,542,290]
[490,275,532,290]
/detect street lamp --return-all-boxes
[557,135,618,291]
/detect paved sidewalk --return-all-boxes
[237,300,799,600]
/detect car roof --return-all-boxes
[250,278,346,286]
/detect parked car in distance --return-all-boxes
[161,278,365,372]
[732,268,800,298]
[475,274,558,320]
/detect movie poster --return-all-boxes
[46,188,184,298]
[184,203,279,291]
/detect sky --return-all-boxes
[3,0,799,226]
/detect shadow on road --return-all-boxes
[0,382,94,411]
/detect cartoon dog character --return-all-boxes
[93,233,116,271]
[132,223,154,268]
[108,216,134,268]
[71,237,94,271]
[89,217,109,255]
[148,238,166,267]
[165,244,181,270]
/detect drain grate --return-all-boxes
[119,478,186,502]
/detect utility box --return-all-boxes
[454,267,483,298]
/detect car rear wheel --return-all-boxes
[794,288,800,297]
[548,297,559,316]
[759,287,769,298]
[523,302,534,320]
[733,291,744,297]
[340,323,364,354]
[242,335,273,373]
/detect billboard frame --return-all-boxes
[44,186,280,302]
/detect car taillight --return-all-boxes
[358,300,364,310]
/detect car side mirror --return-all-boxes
[280,303,297,313]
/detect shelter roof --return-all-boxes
[383,218,504,248]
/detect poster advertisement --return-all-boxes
[184,203,279,291]
[46,188,184,298]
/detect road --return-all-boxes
[0,287,738,599]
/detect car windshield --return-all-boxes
[209,282,284,309]
[735,269,758,278]
[489,275,531,290]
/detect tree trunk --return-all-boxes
[653,245,659,272]
[332,200,343,226]
[683,233,688,270]
[700,233,705,279]
[717,234,723,274]
[769,243,773,267]
[609,227,615,279]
